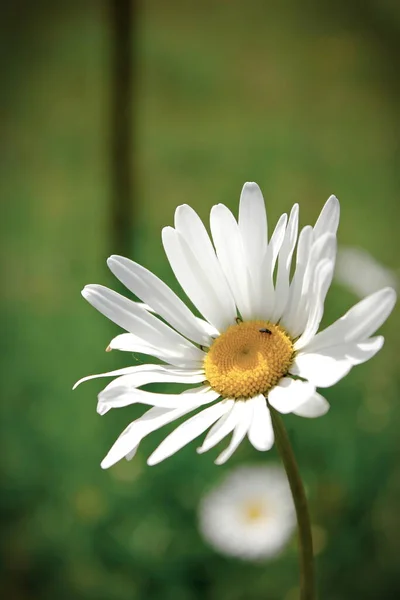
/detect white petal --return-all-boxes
[280,225,313,333]
[303,232,337,287]
[98,385,219,411]
[97,366,206,413]
[293,392,330,418]
[107,255,212,346]
[238,182,268,260]
[238,182,268,312]
[255,212,288,319]
[268,378,315,414]
[196,400,242,454]
[291,336,385,387]
[294,258,335,350]
[73,365,141,390]
[174,204,238,324]
[107,333,203,368]
[345,335,385,364]
[101,365,205,394]
[304,287,396,352]
[210,204,253,320]
[108,333,154,352]
[290,353,351,388]
[313,195,340,239]
[247,395,275,451]
[136,302,155,312]
[147,400,231,466]
[82,285,205,364]
[215,401,254,465]
[294,233,337,335]
[101,405,195,469]
[195,317,220,339]
[125,447,138,461]
[271,204,299,322]
[268,212,289,270]
[162,226,236,331]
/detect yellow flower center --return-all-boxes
[242,500,267,523]
[204,320,294,399]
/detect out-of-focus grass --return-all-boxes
[1,1,400,599]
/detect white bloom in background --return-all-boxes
[74,183,396,468]
[335,246,398,298]
[198,465,296,560]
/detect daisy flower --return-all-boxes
[74,183,396,468]
[198,464,296,560]
[335,246,398,298]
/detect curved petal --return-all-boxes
[210,204,253,320]
[271,204,299,322]
[107,255,212,346]
[73,365,142,390]
[162,226,236,331]
[294,233,337,335]
[196,400,242,454]
[293,392,330,418]
[238,182,268,261]
[101,405,195,469]
[97,367,206,413]
[107,333,204,369]
[174,204,238,323]
[304,287,396,352]
[82,285,205,364]
[291,336,385,387]
[290,353,351,388]
[195,317,220,339]
[313,195,340,239]
[238,182,268,314]
[101,365,205,395]
[247,395,274,451]
[280,225,313,334]
[147,400,231,466]
[98,385,219,412]
[254,212,288,319]
[345,335,385,364]
[215,400,254,465]
[107,333,203,369]
[294,258,336,351]
[284,233,336,339]
[268,378,315,414]
[108,333,154,352]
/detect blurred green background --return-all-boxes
[1,1,400,598]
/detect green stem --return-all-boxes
[270,408,316,600]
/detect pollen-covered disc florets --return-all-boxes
[204,320,294,399]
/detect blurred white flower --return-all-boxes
[335,246,398,298]
[198,465,296,560]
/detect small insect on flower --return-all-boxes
[74,182,396,469]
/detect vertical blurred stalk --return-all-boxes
[270,408,316,600]
[109,0,136,256]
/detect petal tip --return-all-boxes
[243,181,260,191]
[146,454,158,467]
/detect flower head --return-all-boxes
[198,464,296,560]
[74,183,396,468]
